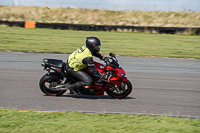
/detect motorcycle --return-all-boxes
[39,52,132,98]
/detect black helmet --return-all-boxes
[86,37,101,52]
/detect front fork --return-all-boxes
[115,83,126,91]
[109,77,128,93]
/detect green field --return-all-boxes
[0,108,199,133]
[0,26,200,59]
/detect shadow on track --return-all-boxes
[44,94,135,100]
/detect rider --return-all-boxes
[66,37,107,95]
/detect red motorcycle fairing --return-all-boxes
[84,61,127,80]
[84,61,128,95]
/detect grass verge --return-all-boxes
[0,26,200,59]
[0,108,199,133]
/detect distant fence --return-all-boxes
[1,20,200,35]
[0,1,199,12]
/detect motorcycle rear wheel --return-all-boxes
[39,73,66,96]
[106,80,132,98]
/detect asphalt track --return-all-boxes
[0,52,200,118]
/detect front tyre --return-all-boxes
[106,80,132,98]
[39,73,66,96]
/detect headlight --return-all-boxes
[120,73,126,78]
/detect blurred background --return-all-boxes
[1,0,200,12]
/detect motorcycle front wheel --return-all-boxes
[106,80,132,98]
[39,73,66,96]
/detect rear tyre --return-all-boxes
[106,80,132,98]
[39,73,66,96]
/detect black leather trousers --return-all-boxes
[66,65,92,90]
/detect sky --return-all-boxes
[1,0,200,12]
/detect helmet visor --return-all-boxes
[94,45,101,52]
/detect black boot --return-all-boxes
[68,84,80,96]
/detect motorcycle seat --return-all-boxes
[44,58,63,68]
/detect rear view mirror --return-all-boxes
[109,52,118,62]
[109,52,116,58]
